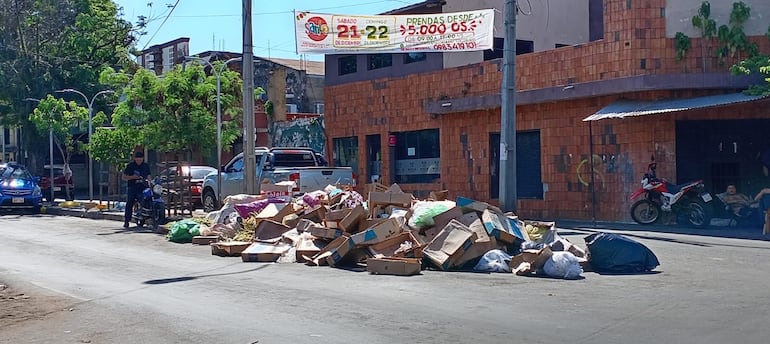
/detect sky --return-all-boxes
[113,0,425,61]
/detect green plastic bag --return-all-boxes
[167,219,201,243]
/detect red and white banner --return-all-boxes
[294,9,494,54]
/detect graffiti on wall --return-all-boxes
[271,117,326,154]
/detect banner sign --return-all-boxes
[294,9,494,54]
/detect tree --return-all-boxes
[0,0,143,165]
[731,26,770,95]
[102,63,244,161]
[28,94,107,199]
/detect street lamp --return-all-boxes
[184,55,242,208]
[55,89,114,202]
[25,98,54,202]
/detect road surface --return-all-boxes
[2,214,770,344]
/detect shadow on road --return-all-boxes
[143,264,271,285]
[558,221,770,250]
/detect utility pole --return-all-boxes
[242,0,257,194]
[499,0,517,212]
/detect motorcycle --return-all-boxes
[132,178,166,231]
[630,157,713,228]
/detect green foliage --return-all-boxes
[675,32,691,61]
[88,127,137,170]
[715,1,758,62]
[106,64,244,156]
[0,0,144,161]
[692,1,717,38]
[28,94,104,168]
[731,55,770,95]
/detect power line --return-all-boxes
[141,0,181,50]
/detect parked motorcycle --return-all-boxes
[132,178,166,231]
[630,158,712,228]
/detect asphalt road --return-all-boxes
[2,214,770,344]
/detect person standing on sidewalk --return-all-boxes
[122,151,151,228]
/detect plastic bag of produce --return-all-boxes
[407,201,455,229]
[167,219,201,243]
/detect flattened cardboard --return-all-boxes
[300,206,327,223]
[252,219,291,243]
[358,218,387,233]
[192,235,219,245]
[350,217,405,245]
[368,191,413,207]
[241,242,292,262]
[325,208,352,221]
[367,257,421,276]
[295,236,325,263]
[211,241,251,257]
[367,231,423,258]
[308,225,344,240]
[509,247,553,275]
[272,203,300,223]
[429,190,449,201]
[339,205,365,232]
[430,206,464,235]
[481,209,528,244]
[456,196,503,214]
[453,215,498,267]
[422,220,475,270]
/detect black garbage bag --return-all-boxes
[584,232,660,273]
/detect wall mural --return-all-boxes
[271,117,326,154]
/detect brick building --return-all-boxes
[323,0,770,222]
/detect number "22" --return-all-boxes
[337,25,389,39]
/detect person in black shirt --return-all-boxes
[122,151,151,228]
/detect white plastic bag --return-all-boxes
[473,249,513,273]
[543,251,583,279]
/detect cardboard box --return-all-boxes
[260,182,294,198]
[210,241,252,257]
[368,191,414,207]
[358,218,387,233]
[429,190,449,201]
[300,206,327,223]
[422,220,475,270]
[324,236,356,267]
[481,209,528,244]
[324,208,352,229]
[192,235,219,245]
[252,219,291,243]
[308,225,344,240]
[339,205,366,232]
[430,206,464,235]
[350,217,405,246]
[509,247,553,275]
[456,196,503,214]
[367,231,423,258]
[295,236,325,263]
[367,257,422,276]
[241,242,292,262]
[272,203,301,223]
[453,214,498,267]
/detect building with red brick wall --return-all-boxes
[323,0,770,222]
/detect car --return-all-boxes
[0,162,43,213]
[39,164,75,201]
[158,165,217,209]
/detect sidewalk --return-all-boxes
[44,199,206,223]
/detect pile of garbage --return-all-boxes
[170,182,659,278]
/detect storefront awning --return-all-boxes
[583,92,768,121]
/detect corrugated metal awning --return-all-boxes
[583,92,767,121]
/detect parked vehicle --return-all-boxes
[39,164,75,202]
[131,178,165,231]
[201,147,355,212]
[630,157,712,228]
[0,162,43,213]
[158,165,216,209]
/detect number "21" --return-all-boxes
[337,25,389,39]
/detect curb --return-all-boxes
[46,206,125,222]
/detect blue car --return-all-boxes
[0,162,43,213]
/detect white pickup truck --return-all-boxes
[200,147,355,211]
